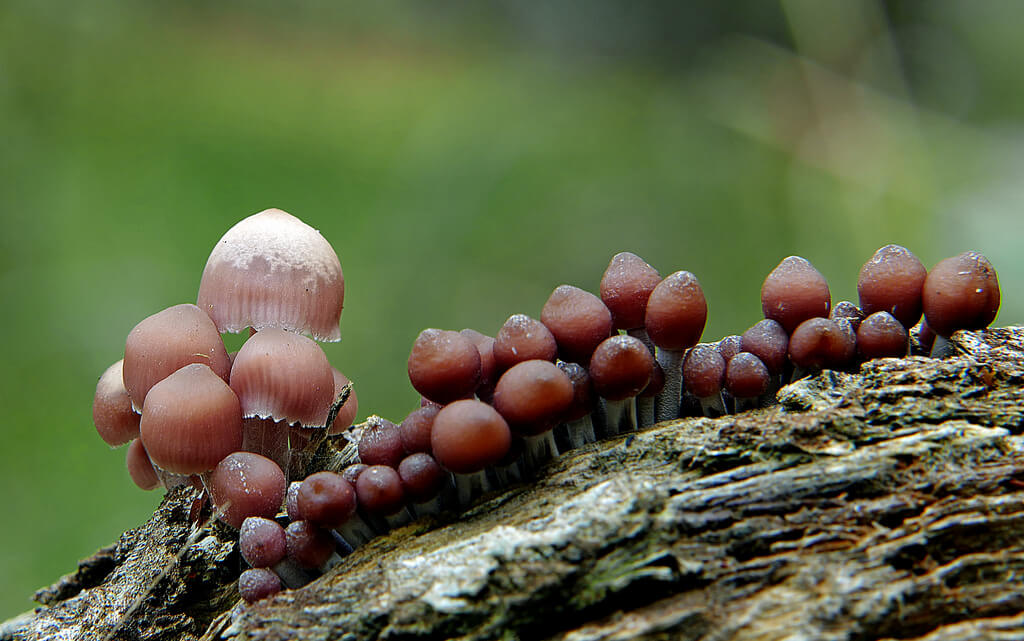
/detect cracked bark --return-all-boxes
[4,327,1024,641]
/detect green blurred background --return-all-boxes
[1,0,1021,620]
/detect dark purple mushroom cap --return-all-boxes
[209,451,287,529]
[599,252,662,330]
[238,568,282,604]
[398,453,446,503]
[407,329,482,404]
[460,329,498,402]
[123,303,232,411]
[93,359,141,447]
[140,363,243,475]
[644,271,707,351]
[788,318,849,371]
[725,352,770,399]
[740,319,789,376]
[399,405,440,455]
[285,520,336,569]
[355,465,406,516]
[857,245,927,329]
[857,311,909,359]
[431,399,511,474]
[286,481,303,521]
[638,361,665,398]
[761,256,831,333]
[923,252,1000,338]
[716,336,743,364]
[239,516,287,568]
[125,439,159,491]
[682,344,726,398]
[342,463,369,485]
[557,361,597,420]
[589,335,654,401]
[297,471,357,528]
[830,301,865,331]
[493,314,558,372]
[358,416,404,468]
[540,285,613,365]
[492,360,574,436]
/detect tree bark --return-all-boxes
[5,327,1024,641]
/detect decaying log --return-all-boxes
[4,327,1024,641]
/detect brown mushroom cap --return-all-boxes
[589,335,654,401]
[239,516,287,568]
[285,520,336,569]
[358,416,404,468]
[644,271,707,351]
[238,568,282,603]
[140,363,243,475]
[788,318,848,370]
[398,453,446,503]
[761,256,831,333]
[125,439,159,491]
[431,399,511,474]
[229,327,335,427]
[459,329,498,402]
[540,285,613,365]
[557,361,597,420]
[355,465,406,516]
[682,344,726,398]
[197,208,344,342]
[830,301,865,331]
[93,359,141,447]
[123,303,231,411]
[208,451,287,529]
[297,471,357,528]
[857,245,927,329]
[716,335,743,364]
[725,352,770,399]
[922,252,1000,338]
[493,314,558,372]
[399,405,440,455]
[407,329,482,405]
[857,311,909,359]
[740,319,789,375]
[638,361,665,398]
[492,360,574,436]
[599,252,662,330]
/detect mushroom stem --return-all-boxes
[655,348,684,422]
[627,327,655,355]
[453,470,492,508]
[409,494,446,519]
[636,397,655,428]
[492,459,523,487]
[520,431,560,476]
[270,560,315,589]
[930,335,957,359]
[564,415,596,449]
[602,398,637,435]
[334,515,376,549]
[697,393,726,417]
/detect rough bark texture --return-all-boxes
[4,327,1024,641]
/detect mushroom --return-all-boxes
[239,516,310,588]
[599,251,661,352]
[829,301,865,331]
[682,344,727,417]
[787,318,850,379]
[492,360,573,474]
[724,352,771,412]
[492,314,558,372]
[857,311,909,359]
[459,329,498,403]
[125,439,160,491]
[857,245,927,330]
[644,271,708,422]
[588,335,654,433]
[740,319,789,396]
[923,252,1000,357]
[297,471,374,548]
[407,329,482,405]
[398,452,448,518]
[716,335,743,364]
[430,399,511,506]
[540,285,613,366]
[355,465,410,530]
[238,568,283,604]
[285,520,342,573]
[761,256,831,334]
[556,361,598,447]
[197,208,344,342]
[358,416,405,468]
[207,451,287,529]
[399,405,440,456]
[93,359,141,447]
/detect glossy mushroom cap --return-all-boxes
[297,471,356,528]
[644,271,707,351]
[740,319,789,376]
[358,416,404,468]
[788,318,849,371]
[493,314,558,372]
[239,516,287,568]
[399,405,440,455]
[459,329,498,402]
[125,439,159,491]
[725,352,770,399]
[431,399,511,474]
[354,465,406,516]
[857,245,927,329]
[197,208,344,342]
[93,359,141,446]
[638,361,665,398]
[557,361,597,420]
[923,252,1000,338]
[327,368,359,435]
[285,520,336,569]
[857,311,909,359]
[682,345,726,398]
[589,335,654,401]
[123,303,231,411]
[397,453,446,503]
[407,329,482,405]
[230,328,335,427]
[238,568,282,604]
[830,301,865,331]
[716,336,743,364]
[540,285,613,365]
[492,360,574,436]
[208,451,287,529]
[140,363,243,475]
[599,252,662,330]
[761,256,831,333]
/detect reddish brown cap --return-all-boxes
[638,361,665,398]
[230,328,335,427]
[209,451,287,529]
[125,439,159,491]
[123,303,231,411]
[399,405,440,455]
[857,245,927,329]
[327,368,359,435]
[682,344,725,398]
[238,568,282,603]
[923,252,1000,338]
[725,352,770,399]
[644,271,707,351]
[358,416,404,468]
[140,363,243,475]
[589,335,654,401]
[460,329,498,402]
[493,314,558,372]
[540,285,613,365]
[398,453,446,503]
[285,520,336,569]
[599,252,662,330]
[857,311,909,359]
[239,516,287,568]
[830,301,865,331]
[355,465,406,516]
[492,360,573,436]
[716,336,743,364]
[93,359,141,447]
[297,471,357,528]
[342,463,369,485]
[761,257,831,333]
[788,318,849,371]
[557,361,597,420]
[431,399,511,474]
[407,329,482,404]
[740,319,789,375]
[197,209,344,342]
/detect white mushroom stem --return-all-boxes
[655,348,684,422]
[564,415,597,449]
[493,459,523,487]
[637,397,655,427]
[930,335,957,359]
[697,393,726,417]
[520,431,559,475]
[453,469,491,508]
[603,398,637,435]
[409,494,445,519]
[271,559,315,589]
[335,514,376,549]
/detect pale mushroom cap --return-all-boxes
[93,359,141,447]
[197,209,344,342]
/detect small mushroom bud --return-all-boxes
[588,335,654,434]
[460,329,498,402]
[398,452,448,517]
[342,463,369,485]
[788,318,848,379]
[725,352,770,412]
[493,314,558,372]
[407,329,482,405]
[923,252,1000,357]
[741,319,789,394]
[93,359,141,447]
[285,481,303,521]
[238,568,282,604]
[716,335,743,364]
[857,245,927,330]
[557,361,597,447]
[208,451,287,529]
[358,416,404,468]
[239,516,310,588]
[830,301,865,331]
[356,465,410,530]
[299,470,374,548]
[599,251,661,351]
[540,285,613,366]
[682,344,726,417]
[431,399,511,506]
[761,256,831,334]
[125,439,159,491]
[857,311,909,359]
[645,271,707,422]
[492,360,573,474]
[399,405,439,455]
[285,520,341,572]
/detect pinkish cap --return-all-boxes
[93,359,141,447]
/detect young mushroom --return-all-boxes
[285,520,342,574]
[355,465,410,530]
[857,311,909,359]
[857,244,927,330]
[298,471,373,548]
[125,439,160,491]
[599,251,661,351]
[588,335,654,433]
[829,301,865,331]
[540,285,613,366]
[407,329,482,405]
[93,359,141,447]
[556,361,598,447]
[788,318,849,380]
[399,405,440,456]
[682,344,727,417]
[238,568,283,604]
[492,360,573,474]
[459,329,498,403]
[922,252,1000,357]
[492,314,558,372]
[761,256,831,334]
[398,452,449,518]
[724,352,771,412]
[208,451,287,529]
[239,516,310,589]
[430,399,511,506]
[740,319,790,396]
[358,416,405,469]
